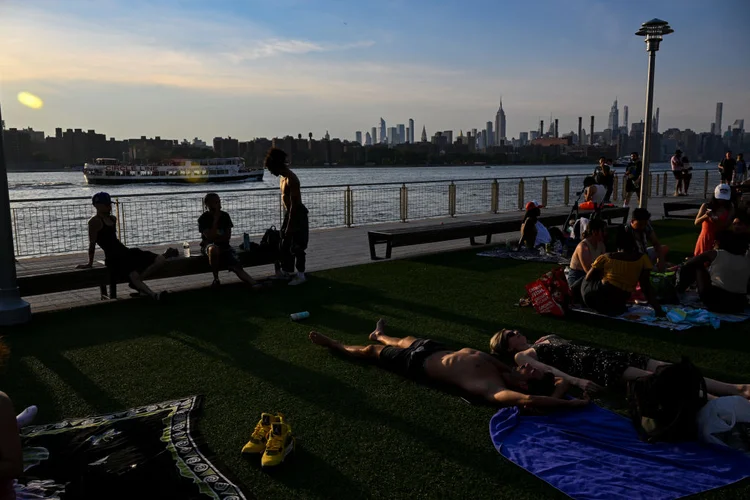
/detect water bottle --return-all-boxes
[290,311,310,322]
[182,241,190,258]
[243,233,250,250]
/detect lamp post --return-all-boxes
[635,18,673,209]
[0,104,31,325]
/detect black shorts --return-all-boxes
[378,339,448,380]
[107,248,158,280]
[201,243,241,268]
[672,170,683,180]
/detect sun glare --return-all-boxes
[17,91,44,109]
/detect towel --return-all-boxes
[490,404,750,500]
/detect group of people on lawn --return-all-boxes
[76,148,308,299]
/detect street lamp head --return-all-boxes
[635,18,672,52]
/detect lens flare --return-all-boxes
[17,91,44,109]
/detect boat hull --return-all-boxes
[84,172,264,185]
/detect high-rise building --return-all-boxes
[653,107,660,134]
[397,124,405,144]
[405,127,410,144]
[577,117,583,145]
[519,131,529,146]
[731,119,745,133]
[371,127,377,144]
[471,128,478,142]
[478,130,486,150]
[355,131,362,144]
[443,130,453,145]
[495,98,506,144]
[608,99,619,132]
[590,116,595,145]
[408,118,414,144]
[623,105,629,133]
[715,103,723,136]
[387,127,397,145]
[365,132,372,146]
[486,121,494,147]
[529,130,539,141]
[421,126,427,143]
[380,118,386,144]
[711,123,716,135]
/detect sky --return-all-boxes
[0,0,748,142]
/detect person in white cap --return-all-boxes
[694,184,734,256]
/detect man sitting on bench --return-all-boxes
[309,319,590,411]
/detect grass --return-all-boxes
[3,219,749,499]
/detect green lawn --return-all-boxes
[3,219,749,499]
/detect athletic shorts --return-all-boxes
[106,248,158,281]
[378,338,448,380]
[201,243,241,268]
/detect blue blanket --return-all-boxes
[490,404,750,500]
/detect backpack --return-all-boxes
[260,225,281,258]
[649,271,678,304]
[627,357,707,443]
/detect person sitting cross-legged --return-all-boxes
[309,319,590,411]
[677,230,750,314]
[490,329,750,399]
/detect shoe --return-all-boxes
[270,270,292,281]
[242,413,282,454]
[261,421,295,467]
[211,278,221,288]
[288,274,306,286]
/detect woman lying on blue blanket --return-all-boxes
[489,330,750,399]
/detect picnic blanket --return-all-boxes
[478,246,570,265]
[490,404,750,500]
[15,396,249,500]
[570,303,750,331]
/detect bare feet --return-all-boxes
[309,331,339,349]
[369,318,386,341]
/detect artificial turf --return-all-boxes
[2,219,749,499]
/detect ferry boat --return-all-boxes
[83,157,264,185]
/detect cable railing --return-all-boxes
[10,169,722,258]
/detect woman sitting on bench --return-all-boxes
[77,192,175,301]
[198,192,258,289]
[520,201,565,249]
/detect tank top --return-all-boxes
[95,216,127,258]
[570,239,605,272]
[590,185,606,204]
[709,250,750,294]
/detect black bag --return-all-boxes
[260,225,281,259]
[627,357,707,443]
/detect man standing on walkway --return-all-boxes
[719,150,736,185]
[623,152,642,208]
[265,148,309,286]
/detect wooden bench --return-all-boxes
[367,207,630,259]
[663,202,702,219]
[18,249,276,299]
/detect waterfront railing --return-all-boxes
[10,169,721,258]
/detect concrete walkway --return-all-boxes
[15,197,703,313]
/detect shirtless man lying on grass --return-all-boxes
[309,320,590,411]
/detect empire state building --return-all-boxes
[495,99,506,145]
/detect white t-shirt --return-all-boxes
[534,221,552,246]
[588,185,606,204]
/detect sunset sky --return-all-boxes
[1,0,748,142]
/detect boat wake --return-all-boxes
[10,181,78,190]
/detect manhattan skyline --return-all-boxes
[0,0,748,142]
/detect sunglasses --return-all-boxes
[504,330,519,339]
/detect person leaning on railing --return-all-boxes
[76,192,177,301]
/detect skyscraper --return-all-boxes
[653,107,660,134]
[519,131,529,146]
[577,117,582,145]
[495,98,506,144]
[444,130,453,145]
[715,103,723,137]
[486,121,494,147]
[380,118,386,144]
[397,124,405,144]
[623,105,629,133]
[408,119,414,144]
[406,127,410,144]
[371,127,377,145]
[421,126,427,143]
[387,127,397,145]
[608,99,619,132]
[365,132,372,146]
[355,131,362,144]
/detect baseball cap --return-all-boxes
[92,192,112,205]
[714,184,731,201]
[525,200,544,211]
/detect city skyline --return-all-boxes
[1,0,748,141]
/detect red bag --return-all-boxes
[525,268,572,317]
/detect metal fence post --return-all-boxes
[564,176,570,206]
[400,183,408,222]
[612,175,618,202]
[448,181,456,217]
[491,179,499,213]
[11,207,19,256]
[703,170,709,198]
[114,199,122,240]
[655,174,660,196]
[517,179,525,210]
[622,174,627,201]
[649,174,654,199]
[662,172,668,197]
[541,177,548,207]
[344,186,353,227]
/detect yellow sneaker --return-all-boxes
[242,413,281,454]
[261,421,295,467]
